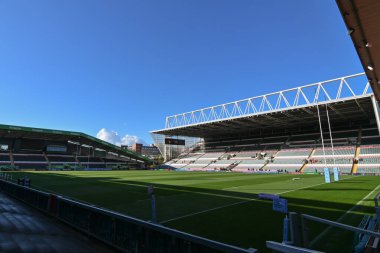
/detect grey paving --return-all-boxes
[0,193,116,253]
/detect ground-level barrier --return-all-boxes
[0,178,256,253]
[269,209,380,253]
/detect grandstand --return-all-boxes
[0,124,150,171]
[151,73,380,175]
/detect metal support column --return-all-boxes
[371,95,380,135]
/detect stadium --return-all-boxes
[151,72,378,175]
[0,1,380,253]
[0,124,150,171]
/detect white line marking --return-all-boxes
[310,181,380,246]
[278,182,326,195]
[223,185,242,190]
[161,176,356,224]
[279,176,355,195]
[160,200,251,224]
[101,179,253,201]
[223,175,355,191]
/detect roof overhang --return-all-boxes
[0,124,151,162]
[336,0,380,100]
[152,95,375,138]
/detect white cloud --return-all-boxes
[96,128,146,147]
[96,128,120,145]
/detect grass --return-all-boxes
[8,170,380,252]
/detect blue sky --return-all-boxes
[0,0,363,145]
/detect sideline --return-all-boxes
[310,181,380,247]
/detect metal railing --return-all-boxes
[266,241,323,253]
[301,214,380,239]
[265,210,380,253]
[0,178,256,253]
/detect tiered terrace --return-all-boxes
[163,128,380,175]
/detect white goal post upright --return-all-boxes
[316,98,327,166]
[325,104,336,165]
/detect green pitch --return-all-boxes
[9,171,380,252]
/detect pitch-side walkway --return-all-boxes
[0,192,116,253]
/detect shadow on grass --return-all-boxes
[8,171,380,253]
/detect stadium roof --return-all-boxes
[336,0,380,100]
[0,124,151,162]
[152,73,375,138]
[152,95,374,138]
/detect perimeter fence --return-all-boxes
[0,177,256,253]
